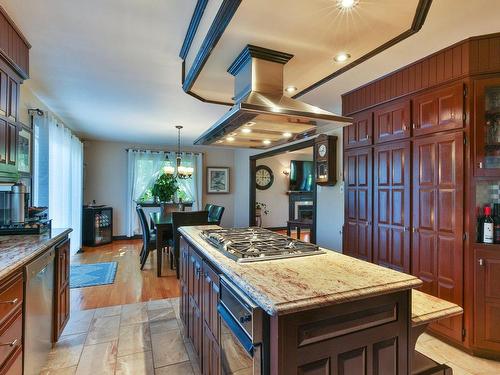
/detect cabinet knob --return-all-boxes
[412,227,417,233]
[478,258,485,267]
[403,227,410,232]
[402,123,408,131]
[478,161,484,169]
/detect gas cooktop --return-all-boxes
[200,227,324,263]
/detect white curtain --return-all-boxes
[126,150,168,237]
[44,114,83,255]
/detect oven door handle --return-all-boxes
[218,303,254,356]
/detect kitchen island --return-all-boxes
[178,226,462,375]
[0,228,72,375]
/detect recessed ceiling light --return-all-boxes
[241,128,252,134]
[246,122,255,126]
[215,140,223,143]
[334,52,351,63]
[285,86,297,93]
[262,140,271,145]
[283,132,292,138]
[338,0,358,9]
[226,136,235,142]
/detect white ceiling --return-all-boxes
[2,0,500,145]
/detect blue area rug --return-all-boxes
[70,262,118,288]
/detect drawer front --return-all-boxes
[0,347,21,375]
[0,274,23,326]
[0,308,22,369]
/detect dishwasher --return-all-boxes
[24,248,55,375]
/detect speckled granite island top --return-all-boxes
[179,226,423,316]
[0,228,72,280]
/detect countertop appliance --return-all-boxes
[10,182,26,223]
[82,205,113,246]
[200,227,324,262]
[24,248,55,375]
[218,275,268,374]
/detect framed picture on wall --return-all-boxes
[206,167,230,194]
[18,125,32,175]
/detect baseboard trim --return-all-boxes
[265,226,288,231]
[112,235,141,241]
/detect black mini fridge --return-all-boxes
[82,206,113,246]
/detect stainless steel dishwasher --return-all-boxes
[24,248,55,375]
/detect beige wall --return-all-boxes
[83,140,235,236]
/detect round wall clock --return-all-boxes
[255,165,274,190]
[318,144,327,158]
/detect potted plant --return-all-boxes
[151,174,179,213]
[255,202,270,227]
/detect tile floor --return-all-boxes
[41,297,500,375]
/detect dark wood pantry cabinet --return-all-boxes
[342,32,500,359]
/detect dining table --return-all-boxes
[149,211,217,277]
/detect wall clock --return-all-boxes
[255,165,274,190]
[315,134,337,186]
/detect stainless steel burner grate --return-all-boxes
[200,227,324,262]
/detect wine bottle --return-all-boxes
[477,206,485,243]
[494,203,500,244]
[483,206,494,244]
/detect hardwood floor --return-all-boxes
[70,240,180,311]
[275,229,311,242]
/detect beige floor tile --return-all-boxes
[62,309,95,336]
[115,351,154,375]
[94,305,122,318]
[147,307,176,322]
[121,302,149,326]
[150,317,179,334]
[147,299,171,311]
[85,315,121,345]
[40,366,77,375]
[155,361,194,375]
[75,341,118,375]
[42,333,86,370]
[118,323,152,357]
[151,330,189,368]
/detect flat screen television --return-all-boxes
[289,160,313,192]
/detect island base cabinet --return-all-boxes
[270,291,410,375]
[202,322,220,375]
[54,239,70,342]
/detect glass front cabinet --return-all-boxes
[475,77,500,176]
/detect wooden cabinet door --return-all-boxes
[202,322,220,375]
[54,238,70,341]
[202,261,220,343]
[374,100,411,143]
[0,120,6,165]
[412,131,464,341]
[412,83,464,136]
[0,70,7,117]
[473,77,500,176]
[344,110,372,149]
[344,147,373,262]
[6,124,16,166]
[374,142,411,273]
[189,298,202,362]
[474,249,500,351]
[179,239,189,330]
[6,79,17,122]
[188,248,203,308]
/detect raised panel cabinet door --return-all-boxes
[202,261,220,342]
[374,100,411,143]
[474,249,500,351]
[0,70,7,116]
[188,247,203,308]
[412,131,464,342]
[344,110,372,149]
[54,238,70,341]
[7,78,17,122]
[473,77,500,176]
[343,147,372,262]
[0,120,6,165]
[374,142,411,273]
[413,83,464,136]
[202,323,220,375]
[6,124,16,166]
[190,301,202,363]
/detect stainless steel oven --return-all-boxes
[218,275,268,375]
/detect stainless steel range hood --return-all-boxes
[194,45,352,149]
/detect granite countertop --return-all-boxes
[411,289,463,327]
[0,228,72,280]
[179,225,423,316]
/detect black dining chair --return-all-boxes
[137,205,160,270]
[208,205,225,225]
[204,203,214,214]
[171,211,210,278]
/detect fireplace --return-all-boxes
[295,201,313,220]
[288,191,314,221]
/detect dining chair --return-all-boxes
[208,205,225,225]
[171,211,210,278]
[137,205,159,270]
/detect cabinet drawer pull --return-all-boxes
[478,258,485,266]
[0,339,18,347]
[0,298,18,305]
[412,123,418,129]
[478,161,484,169]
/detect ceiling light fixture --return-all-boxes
[262,140,271,145]
[241,128,252,134]
[334,52,351,63]
[285,86,297,93]
[163,126,193,179]
[226,136,235,142]
[283,132,292,138]
[337,0,358,9]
